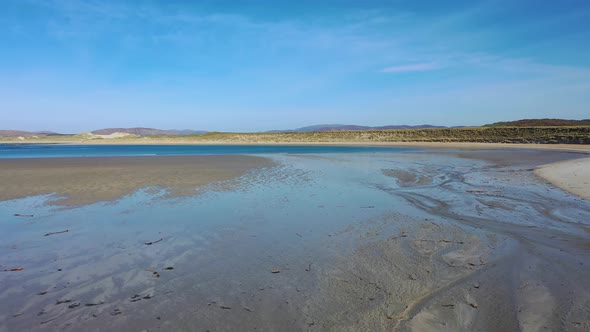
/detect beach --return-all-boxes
[1,146,589,331]
[535,157,590,200]
[4,0,590,330]
[2,141,588,201]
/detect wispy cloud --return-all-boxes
[4,0,590,132]
[382,63,441,73]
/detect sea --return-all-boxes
[0,143,411,158]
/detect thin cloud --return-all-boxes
[382,63,441,73]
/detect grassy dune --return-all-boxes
[2,126,589,144]
[192,127,590,144]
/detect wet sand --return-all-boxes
[0,155,273,205]
[313,150,590,331]
[1,149,589,331]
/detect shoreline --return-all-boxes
[2,142,589,202]
[2,142,589,201]
[2,139,590,153]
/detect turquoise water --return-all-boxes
[0,144,411,158]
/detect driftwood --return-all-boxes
[40,317,59,325]
[145,269,160,277]
[44,230,69,237]
[144,238,163,245]
[85,302,104,307]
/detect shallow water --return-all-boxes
[1,149,589,331]
[0,144,411,158]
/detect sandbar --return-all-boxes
[0,155,273,206]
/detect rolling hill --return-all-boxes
[0,130,68,137]
[484,118,590,127]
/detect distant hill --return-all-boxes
[269,124,449,133]
[0,130,68,137]
[91,128,206,136]
[6,120,589,138]
[33,130,58,135]
[484,118,590,127]
[0,130,37,137]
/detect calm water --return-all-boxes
[0,144,411,158]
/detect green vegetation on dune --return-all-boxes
[484,119,590,127]
[2,127,589,144]
[163,126,590,144]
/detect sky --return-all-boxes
[1,0,590,132]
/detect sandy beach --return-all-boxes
[0,155,273,206]
[4,0,590,330]
[1,146,589,331]
[535,157,590,200]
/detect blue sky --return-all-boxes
[1,0,589,132]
